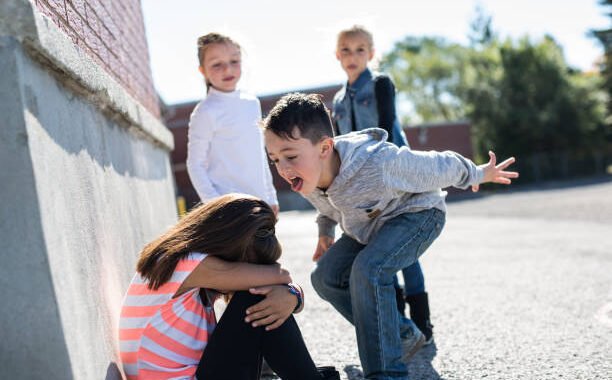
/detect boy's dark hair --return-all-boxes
[263,93,335,144]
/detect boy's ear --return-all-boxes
[319,137,335,158]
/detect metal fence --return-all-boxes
[510,147,612,183]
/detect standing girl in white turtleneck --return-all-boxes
[187,33,279,214]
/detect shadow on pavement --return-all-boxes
[446,174,612,204]
[342,343,443,380]
[408,342,443,379]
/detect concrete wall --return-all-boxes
[0,1,176,379]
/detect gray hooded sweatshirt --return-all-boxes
[304,128,484,244]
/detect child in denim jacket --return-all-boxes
[333,25,435,344]
[263,93,518,379]
[332,25,407,147]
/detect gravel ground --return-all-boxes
[273,178,612,380]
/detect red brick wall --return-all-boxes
[33,0,160,117]
[405,122,473,159]
[405,122,474,195]
[259,84,341,117]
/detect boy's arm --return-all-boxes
[316,213,337,238]
[186,109,221,201]
[383,148,517,193]
[383,148,484,193]
[374,75,397,141]
[182,256,292,292]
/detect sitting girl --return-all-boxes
[119,194,338,379]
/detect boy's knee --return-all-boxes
[350,256,375,282]
[310,266,326,293]
[311,264,342,297]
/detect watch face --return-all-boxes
[287,284,302,312]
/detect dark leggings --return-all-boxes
[196,291,322,380]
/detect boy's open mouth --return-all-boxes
[289,176,303,192]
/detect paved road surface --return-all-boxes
[274,179,612,379]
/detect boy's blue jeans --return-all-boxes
[311,209,445,380]
[400,262,425,296]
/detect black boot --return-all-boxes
[317,366,340,380]
[405,292,434,344]
[395,284,406,316]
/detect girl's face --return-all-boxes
[199,42,242,92]
[336,34,374,84]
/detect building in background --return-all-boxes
[0,1,176,379]
[405,121,473,157]
[164,85,472,211]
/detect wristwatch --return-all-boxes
[287,283,303,313]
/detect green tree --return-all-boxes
[591,0,612,126]
[384,16,609,180]
[381,37,468,123]
[489,37,604,155]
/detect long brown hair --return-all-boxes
[137,194,281,290]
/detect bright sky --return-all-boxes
[142,0,609,105]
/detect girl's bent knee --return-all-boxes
[228,291,265,311]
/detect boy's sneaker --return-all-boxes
[317,366,340,380]
[401,327,426,361]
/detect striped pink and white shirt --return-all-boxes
[119,252,216,380]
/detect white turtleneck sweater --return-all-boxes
[186,87,278,206]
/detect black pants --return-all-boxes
[196,291,322,380]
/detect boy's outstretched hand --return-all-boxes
[472,151,519,192]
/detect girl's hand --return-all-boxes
[473,151,519,192]
[313,236,334,262]
[245,285,297,330]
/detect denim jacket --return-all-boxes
[332,68,408,147]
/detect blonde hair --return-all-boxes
[336,25,374,50]
[197,32,241,66]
